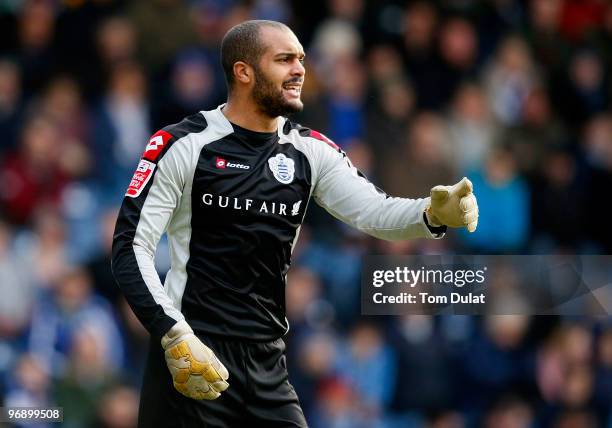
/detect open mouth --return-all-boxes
[282,83,302,97]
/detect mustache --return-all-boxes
[283,78,303,85]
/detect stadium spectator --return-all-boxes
[0,1,610,425]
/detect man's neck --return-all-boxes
[221,97,279,133]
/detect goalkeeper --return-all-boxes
[112,20,478,428]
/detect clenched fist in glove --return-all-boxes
[161,320,230,400]
[426,177,478,232]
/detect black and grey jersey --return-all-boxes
[111,105,445,341]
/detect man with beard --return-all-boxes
[112,20,479,427]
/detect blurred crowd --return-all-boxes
[0,0,611,427]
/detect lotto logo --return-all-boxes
[216,157,227,169]
[146,135,164,152]
[215,157,250,170]
[143,130,173,161]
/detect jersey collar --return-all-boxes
[212,104,287,141]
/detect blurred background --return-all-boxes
[0,0,611,427]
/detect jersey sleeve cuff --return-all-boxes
[151,314,186,340]
[422,209,447,239]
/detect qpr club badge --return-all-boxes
[268,153,295,184]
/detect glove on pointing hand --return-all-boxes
[426,177,478,232]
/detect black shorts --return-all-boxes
[138,334,308,428]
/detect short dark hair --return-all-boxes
[220,20,289,92]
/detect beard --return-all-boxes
[252,64,303,118]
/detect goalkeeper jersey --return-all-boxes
[111,105,445,341]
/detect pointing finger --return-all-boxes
[460,194,477,212]
[453,177,473,197]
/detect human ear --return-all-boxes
[233,61,252,85]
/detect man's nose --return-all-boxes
[292,59,305,76]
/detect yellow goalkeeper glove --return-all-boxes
[426,177,479,232]
[161,320,229,400]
